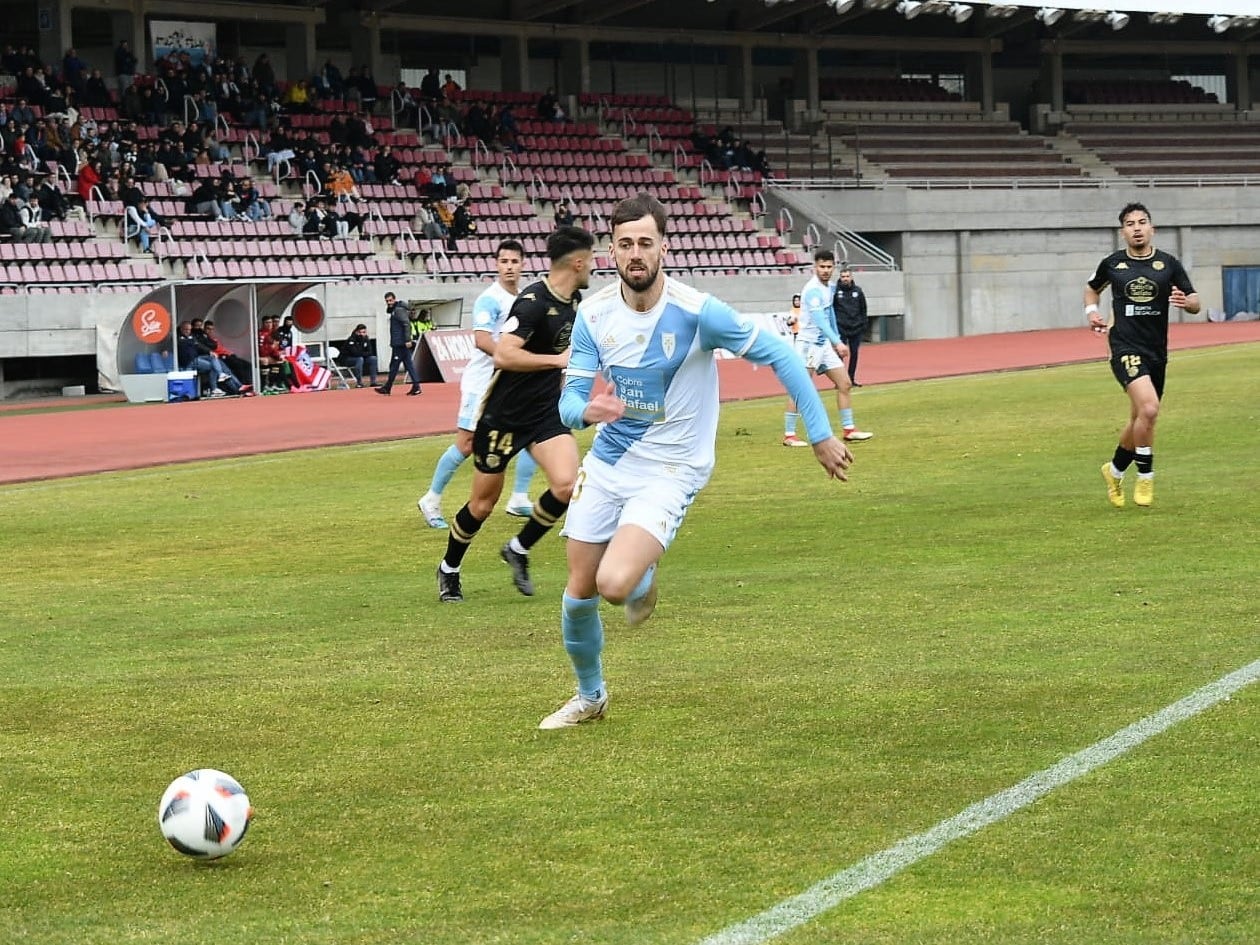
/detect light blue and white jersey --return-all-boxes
[796,274,841,348]
[460,280,517,395]
[561,276,833,475]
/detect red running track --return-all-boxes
[3,322,1259,485]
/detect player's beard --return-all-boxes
[619,257,659,293]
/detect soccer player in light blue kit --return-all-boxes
[417,239,539,528]
[783,249,873,446]
[538,194,852,729]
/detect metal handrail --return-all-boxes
[770,173,1260,191]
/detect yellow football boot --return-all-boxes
[1134,476,1154,508]
[1101,463,1125,508]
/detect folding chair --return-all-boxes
[324,344,358,389]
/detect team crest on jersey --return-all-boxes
[599,333,617,349]
[547,307,559,317]
[662,333,676,360]
[1153,260,1165,270]
[1115,262,1128,270]
[1125,276,1157,304]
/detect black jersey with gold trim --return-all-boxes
[1088,248,1193,362]
[479,279,580,429]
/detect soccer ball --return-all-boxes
[157,769,254,859]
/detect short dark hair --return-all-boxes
[354,323,367,331]
[610,192,668,238]
[546,225,595,261]
[814,249,835,263]
[496,238,525,258]
[1119,202,1151,225]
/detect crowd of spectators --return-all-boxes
[690,124,771,176]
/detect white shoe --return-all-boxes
[538,690,608,730]
[843,428,874,441]
[782,434,810,448]
[417,493,448,529]
[505,493,533,517]
[625,572,658,627]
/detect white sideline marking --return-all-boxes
[698,658,1260,945]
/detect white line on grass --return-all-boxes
[697,657,1260,945]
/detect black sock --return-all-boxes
[1134,449,1154,476]
[443,504,485,569]
[1112,445,1137,472]
[516,489,569,552]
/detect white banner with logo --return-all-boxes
[150,20,217,69]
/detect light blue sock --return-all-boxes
[512,450,538,496]
[784,412,799,436]
[628,565,656,603]
[841,407,854,429]
[429,445,467,496]
[561,593,604,700]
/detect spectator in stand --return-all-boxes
[139,85,166,126]
[442,73,461,100]
[427,162,448,198]
[327,113,347,146]
[393,81,418,129]
[554,202,575,229]
[347,144,373,184]
[119,84,143,123]
[340,323,379,387]
[193,90,217,127]
[463,99,494,144]
[213,71,242,120]
[216,172,243,221]
[0,191,50,242]
[497,103,522,153]
[61,48,88,96]
[353,66,378,112]
[345,111,374,150]
[537,87,565,122]
[126,196,159,251]
[114,40,137,94]
[326,164,359,207]
[374,144,401,186]
[186,177,224,220]
[287,200,306,234]
[419,68,441,104]
[315,59,344,101]
[414,161,434,197]
[451,198,477,246]
[76,157,102,203]
[235,176,272,221]
[304,195,343,239]
[253,53,277,98]
[417,199,447,240]
[82,69,111,108]
[36,177,69,222]
[264,127,297,175]
[283,77,317,115]
[439,162,458,198]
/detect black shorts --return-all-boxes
[1110,352,1166,399]
[471,412,571,474]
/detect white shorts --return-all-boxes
[456,381,488,431]
[795,339,842,376]
[562,453,708,550]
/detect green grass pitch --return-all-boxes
[1,345,1257,945]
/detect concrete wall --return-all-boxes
[767,184,1260,339]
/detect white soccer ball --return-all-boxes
[157,768,254,859]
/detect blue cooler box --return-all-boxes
[167,371,200,402]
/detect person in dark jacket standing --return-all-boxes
[376,292,422,396]
[833,266,868,386]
